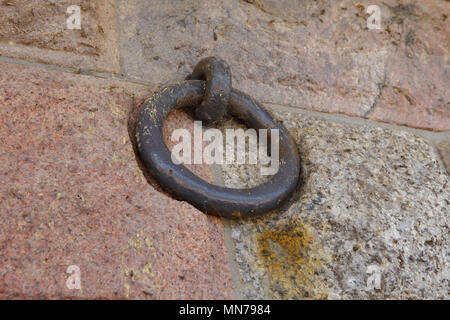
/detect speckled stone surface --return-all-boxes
[118,0,449,131]
[221,108,449,299]
[0,62,234,299]
[0,0,119,73]
[437,140,450,175]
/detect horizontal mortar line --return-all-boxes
[0,55,153,87]
[264,102,450,174]
[262,102,450,142]
[1,54,448,141]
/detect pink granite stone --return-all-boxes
[0,62,234,299]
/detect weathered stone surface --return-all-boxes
[221,108,449,299]
[0,62,234,299]
[118,0,449,131]
[0,0,119,73]
[437,140,450,175]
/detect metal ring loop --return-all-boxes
[186,56,231,124]
[135,80,300,219]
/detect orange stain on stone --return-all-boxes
[257,223,327,299]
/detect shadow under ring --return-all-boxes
[135,80,301,219]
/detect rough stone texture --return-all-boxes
[221,108,449,299]
[0,62,234,299]
[118,0,449,131]
[0,0,119,73]
[437,140,450,175]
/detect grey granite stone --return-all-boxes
[221,108,449,299]
[437,140,450,175]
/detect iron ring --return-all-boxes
[135,80,300,218]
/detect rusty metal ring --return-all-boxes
[135,80,300,219]
[186,56,232,124]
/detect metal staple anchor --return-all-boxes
[135,57,301,219]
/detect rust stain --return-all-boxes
[257,222,327,299]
